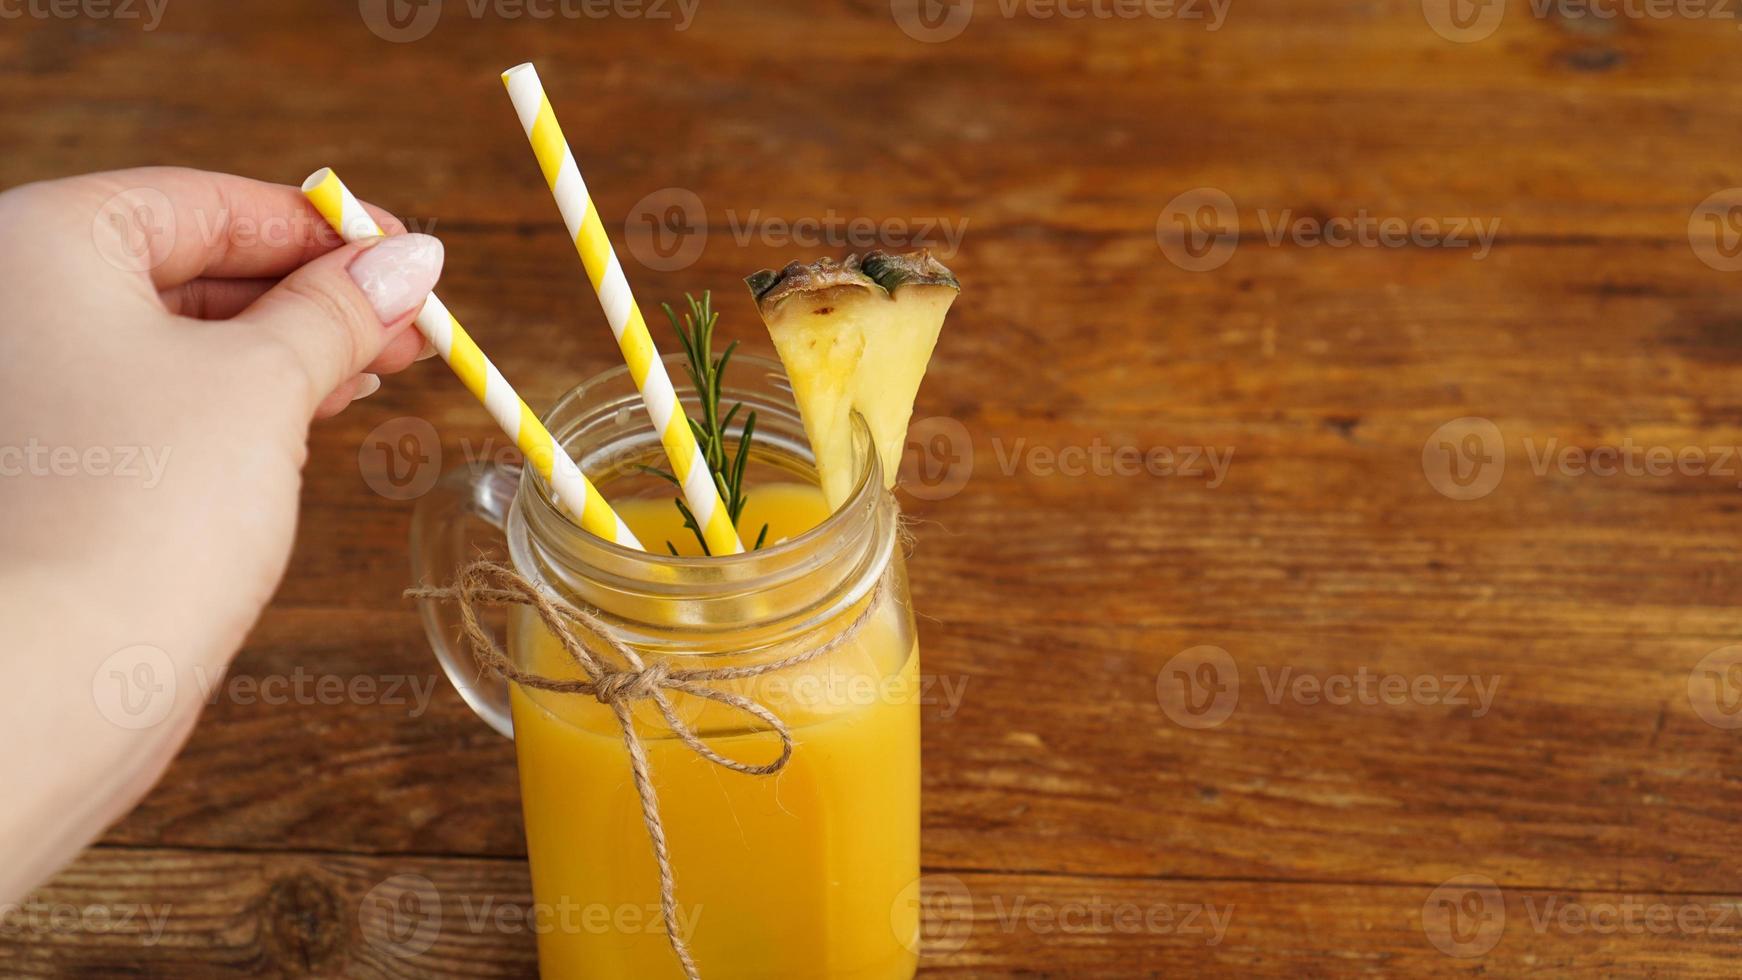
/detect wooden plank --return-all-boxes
[0,2,1738,239]
[99,601,1742,892]
[6,847,1742,977]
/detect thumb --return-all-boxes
[239,233,444,405]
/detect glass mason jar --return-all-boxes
[411,355,921,979]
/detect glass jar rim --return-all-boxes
[505,353,894,642]
[523,353,880,572]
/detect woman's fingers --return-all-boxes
[169,276,433,377]
[160,277,277,319]
[314,373,382,419]
[237,233,443,412]
[364,320,432,375]
[61,166,407,289]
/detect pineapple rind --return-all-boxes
[861,249,960,292]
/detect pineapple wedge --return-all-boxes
[747,250,960,507]
[746,257,878,506]
[856,250,961,492]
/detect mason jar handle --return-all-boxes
[409,463,520,739]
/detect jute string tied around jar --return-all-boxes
[408,559,884,980]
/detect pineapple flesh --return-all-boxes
[747,250,960,508]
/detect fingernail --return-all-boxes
[351,373,382,402]
[347,233,443,324]
[416,339,439,361]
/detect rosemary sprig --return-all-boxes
[640,292,770,555]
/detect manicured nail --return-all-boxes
[348,233,443,324]
[351,373,382,401]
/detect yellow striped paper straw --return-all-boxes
[301,167,644,551]
[501,63,745,557]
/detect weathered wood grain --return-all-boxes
[7,848,1742,977]
[6,0,1742,975]
[0,0,1739,240]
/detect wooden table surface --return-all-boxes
[6,0,1742,976]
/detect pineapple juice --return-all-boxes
[507,482,921,979]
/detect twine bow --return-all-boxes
[407,560,881,980]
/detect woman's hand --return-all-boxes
[0,167,444,900]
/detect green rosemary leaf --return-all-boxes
[673,496,708,556]
[656,290,768,553]
[755,523,770,550]
[731,410,757,508]
[639,464,682,488]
